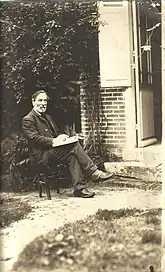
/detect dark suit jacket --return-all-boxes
[22,109,60,164]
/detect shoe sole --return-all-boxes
[74,193,95,198]
[93,173,114,182]
[101,173,114,180]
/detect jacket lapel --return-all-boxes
[31,109,59,137]
[43,114,59,136]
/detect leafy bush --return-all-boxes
[95,208,140,221]
[0,195,32,228]
[13,208,161,272]
[142,230,161,244]
[1,134,35,192]
[1,1,99,137]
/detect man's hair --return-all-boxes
[32,90,48,101]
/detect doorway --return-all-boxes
[133,0,162,146]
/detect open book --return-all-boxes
[53,135,79,147]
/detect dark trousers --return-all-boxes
[46,142,97,190]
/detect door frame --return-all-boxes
[131,0,157,147]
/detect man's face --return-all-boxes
[32,92,48,114]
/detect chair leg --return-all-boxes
[56,184,60,194]
[42,179,51,200]
[38,176,51,200]
[35,176,42,198]
[42,176,51,200]
[38,180,43,198]
[44,178,51,200]
[57,178,60,194]
[45,186,51,200]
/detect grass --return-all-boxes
[0,195,32,228]
[13,208,161,272]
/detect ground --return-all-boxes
[0,176,161,272]
[13,207,161,272]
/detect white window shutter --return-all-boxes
[98,1,132,87]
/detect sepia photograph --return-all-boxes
[0,0,164,271]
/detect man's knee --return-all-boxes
[68,142,82,155]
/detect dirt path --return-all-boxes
[0,186,161,272]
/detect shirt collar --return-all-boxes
[33,108,42,116]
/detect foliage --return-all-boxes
[1,134,35,192]
[0,195,32,228]
[142,230,161,244]
[1,1,99,137]
[81,84,118,160]
[13,208,161,272]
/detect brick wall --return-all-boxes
[80,87,126,158]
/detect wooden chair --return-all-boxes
[17,158,65,200]
[15,135,65,200]
[37,163,67,200]
[36,172,52,200]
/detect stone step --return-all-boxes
[104,161,162,182]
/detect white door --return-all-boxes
[132,0,157,147]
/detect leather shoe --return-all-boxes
[74,188,95,198]
[91,169,114,182]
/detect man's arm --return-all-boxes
[22,118,53,148]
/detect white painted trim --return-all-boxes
[138,137,157,148]
[98,0,132,88]
[132,0,141,147]
[99,1,124,8]
[161,0,165,271]
[124,87,137,148]
[123,1,138,150]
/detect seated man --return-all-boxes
[22,90,113,198]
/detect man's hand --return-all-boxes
[57,134,69,141]
[52,134,69,147]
